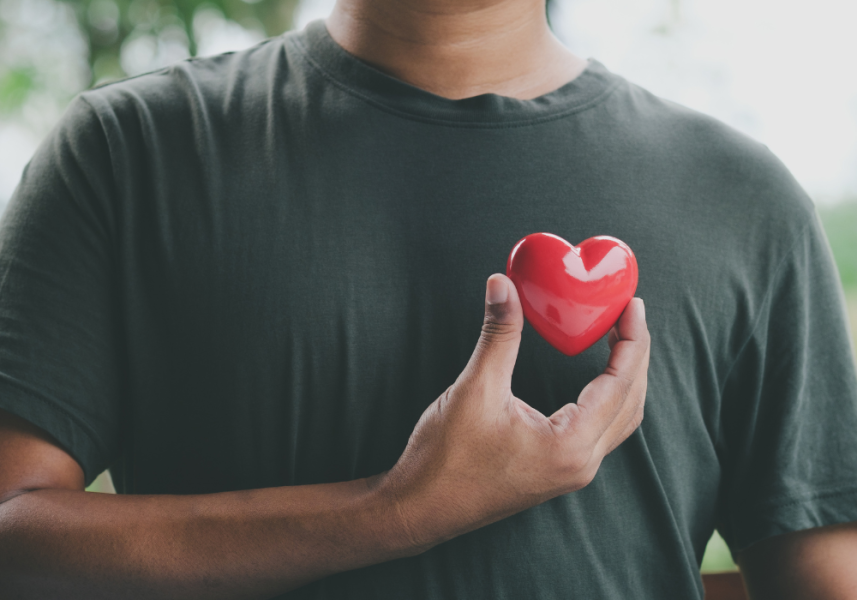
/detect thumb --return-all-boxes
[465,274,524,386]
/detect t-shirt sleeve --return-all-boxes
[0,95,123,486]
[716,210,857,553]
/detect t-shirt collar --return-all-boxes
[289,19,621,126]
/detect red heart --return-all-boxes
[506,233,638,356]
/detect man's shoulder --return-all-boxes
[77,31,304,129]
[602,73,815,235]
[611,77,763,156]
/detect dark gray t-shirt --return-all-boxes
[1,20,856,599]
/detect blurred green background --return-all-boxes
[0,0,298,96]
[2,0,856,578]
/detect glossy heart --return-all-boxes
[506,233,638,356]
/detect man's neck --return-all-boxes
[325,0,587,100]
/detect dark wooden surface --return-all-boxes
[703,572,749,600]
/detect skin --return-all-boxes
[0,276,650,597]
[737,524,857,599]
[325,0,589,100]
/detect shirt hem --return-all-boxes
[726,484,857,555]
[0,374,111,486]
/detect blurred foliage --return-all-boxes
[818,200,857,290]
[0,67,36,111]
[70,0,299,84]
[701,530,736,573]
[86,469,116,493]
[0,0,300,113]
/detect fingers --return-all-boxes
[601,356,648,455]
[551,298,650,453]
[587,298,649,455]
[614,297,648,346]
[598,298,649,398]
[608,326,620,350]
[462,274,524,388]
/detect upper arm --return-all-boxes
[0,95,123,487]
[714,212,857,553]
[0,408,84,504]
[737,523,857,600]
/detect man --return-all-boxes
[0,0,856,598]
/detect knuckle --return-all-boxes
[605,366,636,398]
[571,462,599,490]
[480,320,520,345]
[581,467,598,488]
[449,377,484,406]
[561,447,594,479]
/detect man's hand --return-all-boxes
[377,273,650,551]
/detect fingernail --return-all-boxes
[486,277,509,305]
[638,298,645,320]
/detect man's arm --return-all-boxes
[0,406,411,599]
[0,276,649,599]
[737,523,857,599]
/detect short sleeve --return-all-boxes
[716,211,857,553]
[0,95,123,486]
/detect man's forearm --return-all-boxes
[0,477,415,599]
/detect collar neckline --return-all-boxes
[290,20,621,127]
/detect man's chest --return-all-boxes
[111,130,730,497]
